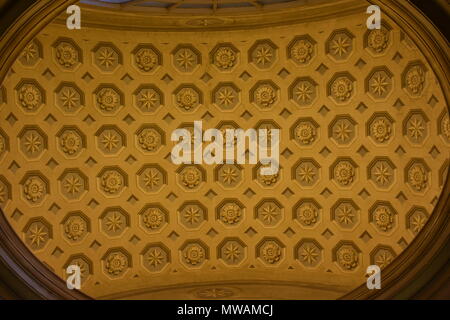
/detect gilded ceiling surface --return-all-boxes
[0,0,448,299]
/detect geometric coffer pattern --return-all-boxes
[0,13,448,299]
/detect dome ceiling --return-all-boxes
[0,0,448,300]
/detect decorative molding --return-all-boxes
[52,0,368,32]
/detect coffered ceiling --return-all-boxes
[0,0,448,300]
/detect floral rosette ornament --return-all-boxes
[105,252,127,275]
[295,123,316,145]
[371,119,391,142]
[18,84,41,111]
[334,161,354,186]
[255,85,276,108]
[291,40,313,64]
[408,164,428,191]
[331,77,353,102]
[214,47,236,70]
[260,173,278,185]
[259,171,279,186]
[97,88,120,112]
[298,204,318,226]
[442,116,450,140]
[373,207,394,231]
[138,129,160,151]
[23,177,45,203]
[0,137,5,153]
[101,171,123,194]
[337,246,358,270]
[56,43,78,68]
[184,245,205,265]
[367,29,389,53]
[220,204,241,225]
[261,241,281,264]
[135,48,158,72]
[177,88,198,111]
[64,217,86,241]
[406,65,425,94]
[60,131,81,155]
[182,167,201,188]
[143,208,164,229]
